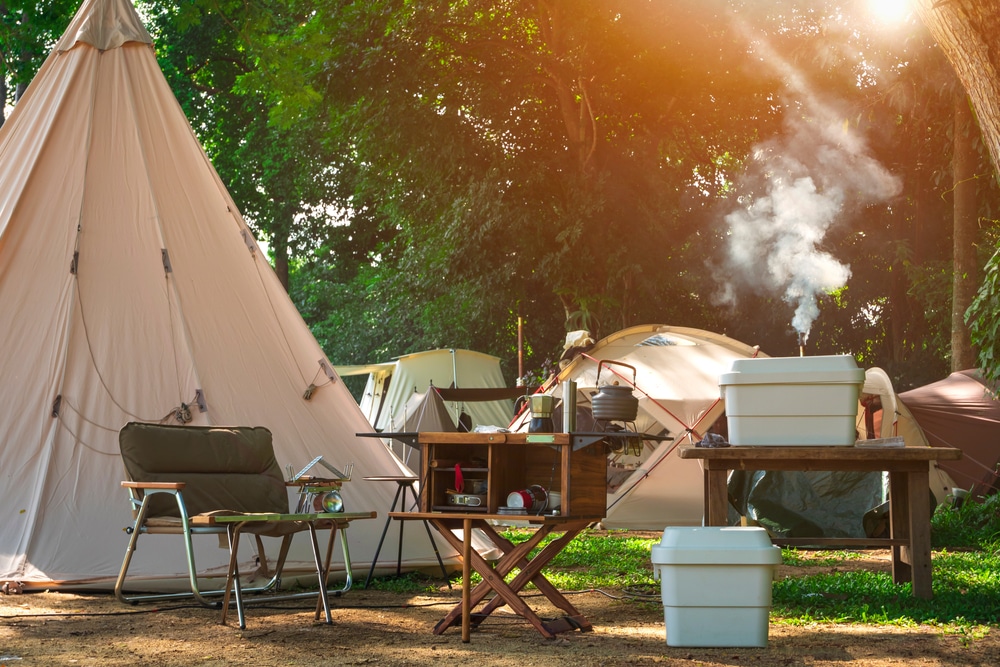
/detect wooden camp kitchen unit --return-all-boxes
[417,431,607,516]
[679,444,963,599]
[393,431,608,641]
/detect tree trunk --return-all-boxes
[914,1,1000,184]
[271,231,290,291]
[951,92,979,371]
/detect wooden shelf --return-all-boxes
[415,432,607,519]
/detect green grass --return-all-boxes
[768,493,1000,633]
[366,495,1000,635]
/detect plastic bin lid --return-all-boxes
[728,355,860,374]
[650,527,782,566]
[721,355,864,386]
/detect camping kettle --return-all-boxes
[591,360,639,422]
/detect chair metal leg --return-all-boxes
[114,497,152,605]
[116,498,289,607]
[116,490,239,608]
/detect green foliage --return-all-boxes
[0,0,80,113]
[931,493,1000,550]
[5,0,996,385]
[364,571,443,595]
[771,561,999,627]
[968,251,1000,387]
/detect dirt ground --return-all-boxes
[1,550,996,667]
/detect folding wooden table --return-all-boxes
[678,444,963,599]
[391,511,600,641]
[395,431,611,641]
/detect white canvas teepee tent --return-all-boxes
[0,0,453,589]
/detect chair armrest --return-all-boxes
[192,511,377,526]
[121,481,186,490]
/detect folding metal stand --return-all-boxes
[363,476,451,589]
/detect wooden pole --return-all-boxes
[462,518,472,642]
[517,316,524,386]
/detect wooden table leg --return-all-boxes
[888,471,912,586]
[705,466,729,526]
[907,469,933,599]
[477,523,592,633]
[462,518,471,643]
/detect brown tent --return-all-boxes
[899,370,1000,498]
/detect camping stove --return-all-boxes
[592,360,642,455]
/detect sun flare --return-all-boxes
[869,0,911,24]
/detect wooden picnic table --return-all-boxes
[678,444,963,599]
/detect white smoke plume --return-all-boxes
[719,37,902,344]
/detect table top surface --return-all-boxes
[390,511,601,524]
[363,475,419,483]
[678,444,963,461]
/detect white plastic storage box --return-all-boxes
[719,354,865,445]
[651,526,782,648]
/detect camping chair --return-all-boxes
[114,421,375,628]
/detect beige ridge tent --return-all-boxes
[510,324,768,529]
[0,0,454,590]
[336,348,520,465]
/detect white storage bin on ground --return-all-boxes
[719,354,866,445]
[650,526,782,647]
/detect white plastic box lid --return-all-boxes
[720,354,865,386]
[650,527,782,566]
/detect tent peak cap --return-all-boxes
[56,0,152,53]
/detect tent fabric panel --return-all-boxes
[362,349,514,435]
[0,45,102,585]
[899,370,1000,496]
